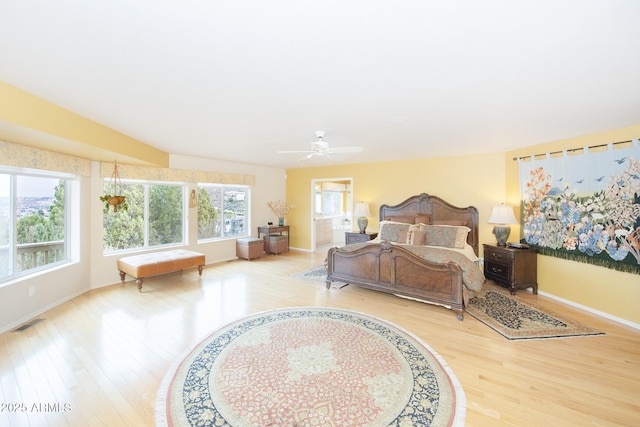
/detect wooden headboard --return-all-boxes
[379,193,479,255]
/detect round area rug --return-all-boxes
[156,307,465,427]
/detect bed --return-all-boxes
[326,193,485,320]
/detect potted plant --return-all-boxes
[101,161,128,213]
[100,194,128,213]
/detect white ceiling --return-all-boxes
[1,0,639,169]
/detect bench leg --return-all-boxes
[119,271,126,283]
[198,265,204,276]
[136,278,143,292]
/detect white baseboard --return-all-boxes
[538,290,640,330]
[0,288,87,335]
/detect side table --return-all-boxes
[258,225,290,254]
[345,231,378,245]
[483,244,538,294]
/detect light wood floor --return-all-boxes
[1,249,639,426]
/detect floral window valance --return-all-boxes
[1,140,91,176]
[518,139,640,274]
[99,162,255,186]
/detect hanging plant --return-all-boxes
[100,161,128,213]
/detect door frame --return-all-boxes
[310,177,353,252]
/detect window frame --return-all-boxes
[196,183,251,242]
[102,179,188,255]
[0,166,75,285]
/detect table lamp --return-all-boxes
[354,202,371,233]
[488,204,518,246]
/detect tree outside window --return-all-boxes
[198,185,249,240]
[103,181,185,252]
[1,172,69,282]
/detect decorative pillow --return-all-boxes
[384,215,415,224]
[397,228,426,245]
[432,219,468,227]
[420,224,470,249]
[379,221,411,241]
[415,213,432,225]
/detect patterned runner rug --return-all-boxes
[290,265,349,288]
[156,307,466,426]
[466,283,604,340]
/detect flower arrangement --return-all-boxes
[268,200,294,218]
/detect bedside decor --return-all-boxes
[354,202,371,233]
[267,200,294,226]
[488,204,517,246]
[156,307,466,427]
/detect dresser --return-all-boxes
[345,231,378,245]
[483,244,538,294]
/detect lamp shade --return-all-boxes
[353,203,371,218]
[488,204,518,225]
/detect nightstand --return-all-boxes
[483,244,538,295]
[345,231,378,245]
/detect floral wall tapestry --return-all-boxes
[518,139,640,274]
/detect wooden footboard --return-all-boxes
[326,241,466,320]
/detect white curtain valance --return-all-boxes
[0,140,91,176]
[99,162,255,186]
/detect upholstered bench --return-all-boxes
[117,249,205,292]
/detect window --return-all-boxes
[103,181,185,253]
[0,168,73,283]
[197,185,249,240]
[318,191,343,217]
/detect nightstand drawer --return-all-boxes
[484,246,512,265]
[345,232,378,244]
[484,260,511,282]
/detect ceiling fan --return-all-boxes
[276,131,364,160]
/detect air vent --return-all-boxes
[12,318,44,332]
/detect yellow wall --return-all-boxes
[286,152,506,252]
[287,127,640,324]
[0,81,168,166]
[505,125,640,324]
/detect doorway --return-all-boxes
[311,177,353,253]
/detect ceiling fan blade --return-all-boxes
[276,150,315,154]
[277,131,364,158]
[297,153,316,161]
[326,146,364,154]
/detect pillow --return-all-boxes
[379,221,411,241]
[415,213,432,225]
[384,215,415,224]
[432,219,468,227]
[420,224,470,249]
[397,228,426,245]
